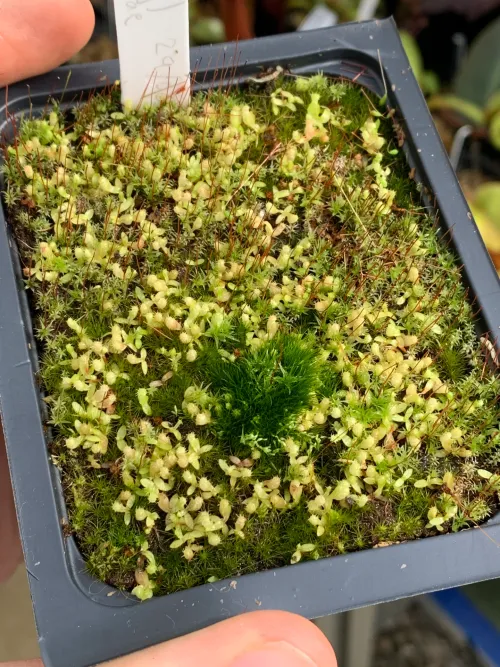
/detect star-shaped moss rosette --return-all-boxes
[4,74,500,600]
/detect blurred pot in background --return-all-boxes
[388,0,500,84]
[220,0,254,40]
[255,0,286,36]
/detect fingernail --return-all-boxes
[231,641,318,667]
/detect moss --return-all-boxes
[435,345,469,384]
[207,333,320,455]
[4,73,500,600]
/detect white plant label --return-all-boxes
[113,0,190,108]
[356,0,379,21]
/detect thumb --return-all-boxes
[0,0,95,87]
[108,611,336,667]
[0,610,336,667]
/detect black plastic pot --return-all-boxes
[2,18,500,667]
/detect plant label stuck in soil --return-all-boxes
[113,0,190,108]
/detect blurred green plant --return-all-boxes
[399,30,440,96]
[286,0,359,28]
[189,1,227,45]
[468,183,500,272]
[425,89,500,150]
[427,16,500,151]
[454,15,500,108]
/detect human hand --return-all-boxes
[0,610,336,667]
[0,0,95,87]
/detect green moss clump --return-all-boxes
[208,333,320,454]
[4,74,500,599]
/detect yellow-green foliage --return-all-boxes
[4,74,500,599]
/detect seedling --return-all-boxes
[3,71,500,601]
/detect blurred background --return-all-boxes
[3,2,500,666]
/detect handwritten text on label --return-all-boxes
[114,0,190,107]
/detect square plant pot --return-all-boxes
[2,17,500,667]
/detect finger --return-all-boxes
[0,425,23,583]
[0,0,95,87]
[0,612,336,667]
[109,610,336,667]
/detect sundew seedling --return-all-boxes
[3,73,500,600]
